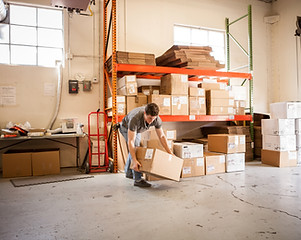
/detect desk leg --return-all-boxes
[76,137,79,167]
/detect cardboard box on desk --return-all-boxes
[171,95,188,115]
[160,74,188,95]
[148,94,171,115]
[261,149,297,167]
[261,119,295,135]
[181,157,205,178]
[204,152,226,175]
[135,147,184,181]
[208,134,246,153]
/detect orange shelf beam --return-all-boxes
[115,64,252,79]
[108,115,252,122]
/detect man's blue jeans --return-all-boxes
[119,125,142,181]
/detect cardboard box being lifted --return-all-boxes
[261,149,297,167]
[135,147,184,181]
[208,134,246,153]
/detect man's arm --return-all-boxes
[155,128,173,155]
[128,129,141,171]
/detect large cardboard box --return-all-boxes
[208,134,246,153]
[261,119,295,135]
[32,149,60,176]
[173,142,203,159]
[181,157,205,178]
[160,74,188,95]
[198,82,227,90]
[189,87,205,97]
[261,149,297,167]
[126,95,147,114]
[171,95,189,115]
[207,106,234,115]
[107,96,126,115]
[262,135,296,151]
[135,147,184,181]
[138,86,160,95]
[204,152,226,175]
[148,94,171,115]
[2,150,32,178]
[117,75,137,95]
[206,90,234,99]
[189,97,206,115]
[270,102,301,119]
[225,153,245,172]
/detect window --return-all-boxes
[0,3,63,67]
[174,24,225,64]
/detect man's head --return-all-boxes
[144,103,160,124]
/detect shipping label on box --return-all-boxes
[208,134,246,153]
[189,87,205,97]
[204,152,226,175]
[225,153,245,172]
[261,119,295,135]
[173,142,203,158]
[148,94,171,115]
[171,95,188,115]
[270,102,301,119]
[263,135,296,151]
[261,149,297,167]
[160,74,188,95]
[136,147,184,181]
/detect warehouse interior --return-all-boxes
[0,0,301,239]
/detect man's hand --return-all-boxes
[131,159,141,172]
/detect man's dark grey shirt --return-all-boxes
[121,106,162,133]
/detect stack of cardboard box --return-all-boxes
[160,74,189,115]
[261,102,301,167]
[189,87,206,115]
[173,142,204,178]
[207,134,246,173]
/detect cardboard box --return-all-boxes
[141,128,176,141]
[189,97,206,115]
[207,106,234,115]
[270,102,301,119]
[209,98,234,107]
[135,147,184,181]
[145,173,164,181]
[138,86,160,95]
[126,95,147,114]
[181,157,205,178]
[107,96,126,115]
[204,152,226,175]
[117,75,137,95]
[208,134,246,153]
[225,153,245,172]
[2,150,32,178]
[148,94,171,115]
[32,149,60,176]
[198,82,227,90]
[206,90,234,99]
[145,139,173,153]
[189,87,205,97]
[160,74,188,95]
[173,142,203,158]
[261,149,297,167]
[261,119,295,135]
[262,135,296,151]
[171,95,189,115]
[295,119,301,134]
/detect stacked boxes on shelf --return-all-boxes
[261,102,301,167]
[189,87,206,115]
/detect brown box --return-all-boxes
[261,149,297,167]
[189,97,206,115]
[117,75,137,95]
[148,94,171,115]
[2,150,32,178]
[126,95,147,114]
[160,74,188,95]
[138,86,160,95]
[135,147,184,181]
[107,96,126,115]
[209,98,234,107]
[171,95,189,115]
[181,157,205,178]
[207,106,234,115]
[206,90,234,99]
[208,134,246,153]
[145,139,173,153]
[189,87,205,97]
[198,82,227,90]
[32,149,60,176]
[204,152,226,175]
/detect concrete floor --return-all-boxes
[0,162,301,240]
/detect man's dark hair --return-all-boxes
[145,103,160,116]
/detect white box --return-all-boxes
[295,119,301,134]
[173,142,203,159]
[261,119,295,135]
[231,86,247,101]
[263,135,296,151]
[225,153,245,172]
[270,102,301,119]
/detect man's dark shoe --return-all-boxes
[134,179,151,188]
[125,172,133,179]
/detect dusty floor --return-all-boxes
[0,161,301,240]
